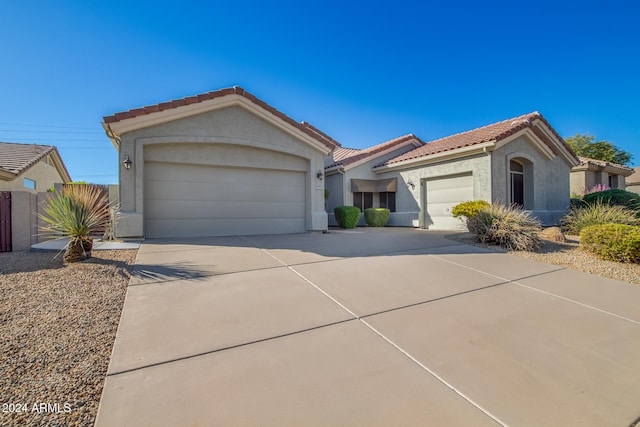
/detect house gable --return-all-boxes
[373,112,579,172]
[103,86,338,156]
[0,142,71,189]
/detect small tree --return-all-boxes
[565,134,633,165]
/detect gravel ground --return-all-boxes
[447,232,640,285]
[0,249,137,427]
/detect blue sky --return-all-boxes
[1,1,638,184]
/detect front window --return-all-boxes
[379,192,396,212]
[510,160,524,207]
[353,192,373,211]
[23,178,36,190]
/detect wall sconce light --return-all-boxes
[316,170,324,180]
[407,179,415,189]
[123,155,133,170]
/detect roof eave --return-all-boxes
[341,137,424,171]
[0,169,16,181]
[103,94,333,155]
[373,141,495,173]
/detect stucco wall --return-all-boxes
[117,105,328,237]
[0,160,65,193]
[376,153,492,227]
[492,135,572,225]
[627,183,640,194]
[326,144,418,226]
[571,170,627,194]
[9,191,52,251]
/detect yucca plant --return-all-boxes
[40,185,111,262]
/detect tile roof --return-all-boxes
[325,134,424,169]
[103,86,340,150]
[577,156,633,173]
[380,112,562,166]
[0,141,60,176]
[332,147,362,162]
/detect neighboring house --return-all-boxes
[0,142,71,251]
[570,157,634,195]
[327,112,580,229]
[102,86,339,239]
[626,167,640,194]
[0,142,71,191]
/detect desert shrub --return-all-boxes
[452,200,491,220]
[467,203,542,251]
[570,197,586,209]
[580,224,640,263]
[364,208,390,227]
[560,201,640,234]
[39,185,111,262]
[582,189,640,213]
[334,206,361,229]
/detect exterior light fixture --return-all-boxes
[407,179,415,189]
[123,155,133,170]
[316,170,324,180]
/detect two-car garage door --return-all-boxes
[144,161,306,238]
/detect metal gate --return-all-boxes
[0,192,11,252]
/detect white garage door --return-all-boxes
[424,173,474,230]
[144,161,306,238]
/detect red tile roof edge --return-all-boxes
[577,156,633,172]
[103,86,340,150]
[325,134,424,169]
[379,112,578,166]
[300,121,342,148]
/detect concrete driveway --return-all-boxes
[95,228,640,426]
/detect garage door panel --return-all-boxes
[427,186,473,204]
[146,163,304,187]
[144,160,306,238]
[425,174,474,231]
[146,218,306,239]
[145,200,305,220]
[145,180,304,203]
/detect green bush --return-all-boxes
[334,206,361,229]
[582,189,640,213]
[580,224,640,263]
[364,208,390,227]
[468,203,542,251]
[452,200,491,220]
[560,200,640,234]
[570,197,586,209]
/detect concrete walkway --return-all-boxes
[95,228,640,426]
[31,237,141,251]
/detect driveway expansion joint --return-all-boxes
[106,318,358,378]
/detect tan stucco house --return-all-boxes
[326,112,580,229]
[102,87,339,239]
[103,88,580,238]
[0,142,71,192]
[626,167,640,194]
[570,157,633,195]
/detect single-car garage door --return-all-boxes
[144,161,306,238]
[424,173,474,230]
